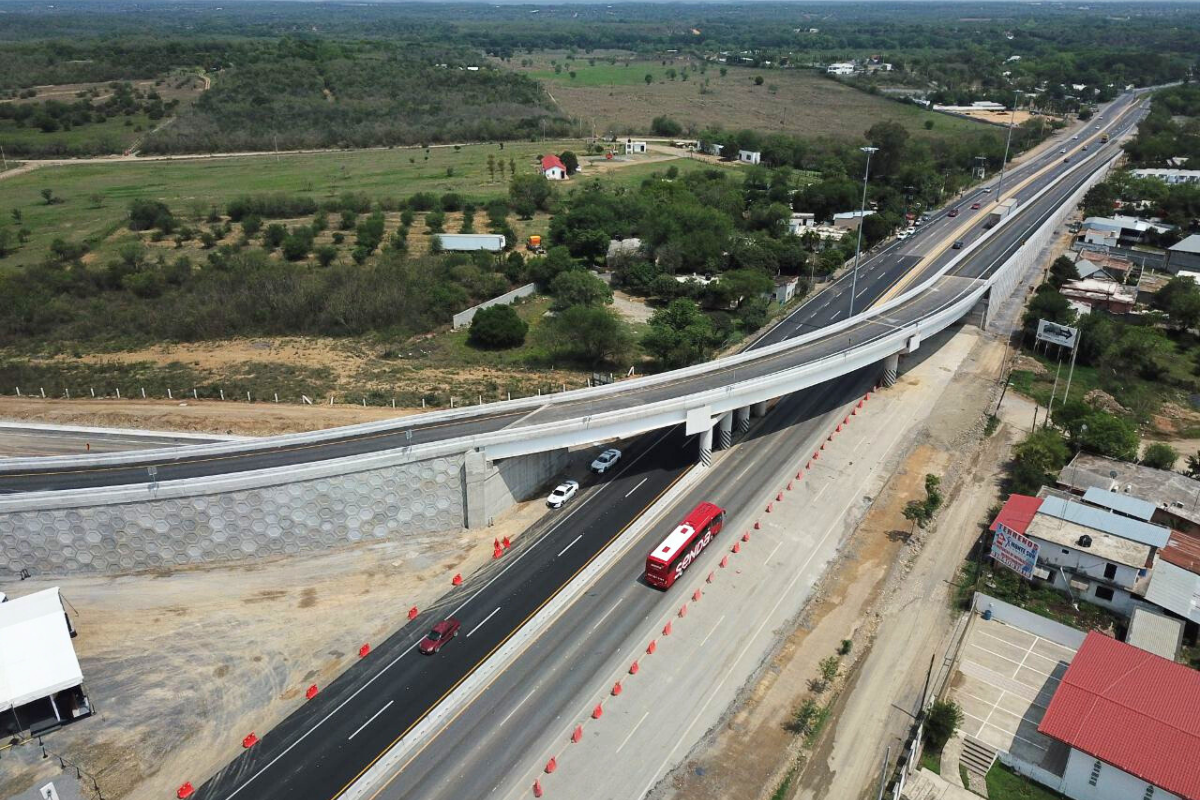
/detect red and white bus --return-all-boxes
[644,502,726,589]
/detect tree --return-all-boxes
[642,298,720,367]
[549,269,612,311]
[128,199,174,232]
[468,304,528,349]
[1187,452,1200,479]
[706,268,773,309]
[645,74,653,86]
[1154,276,1200,331]
[315,245,338,267]
[1010,428,1071,495]
[865,120,910,179]
[1077,412,1140,462]
[1047,255,1078,289]
[546,305,632,365]
[263,223,288,249]
[754,75,765,86]
[924,700,963,752]
[558,150,579,176]
[1142,442,1179,471]
[40,188,59,205]
[651,116,682,136]
[509,173,551,218]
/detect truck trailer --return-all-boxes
[984,198,1018,229]
[435,234,506,252]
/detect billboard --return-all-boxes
[1036,320,1078,349]
[990,523,1041,580]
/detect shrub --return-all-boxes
[651,115,683,136]
[924,700,963,751]
[1142,442,1180,471]
[440,193,464,212]
[468,304,528,349]
[129,199,174,232]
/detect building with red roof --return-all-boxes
[1037,631,1200,800]
[541,155,567,181]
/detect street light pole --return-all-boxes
[849,145,878,318]
[996,90,1022,198]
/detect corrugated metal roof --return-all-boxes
[990,494,1043,536]
[1038,495,1170,549]
[1083,486,1156,521]
[1126,606,1183,660]
[1145,560,1200,624]
[1038,632,1200,800]
[1162,531,1200,574]
[1171,234,1200,255]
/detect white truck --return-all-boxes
[435,233,506,252]
[984,198,1018,229]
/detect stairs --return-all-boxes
[961,736,999,792]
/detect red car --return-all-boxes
[971,201,982,210]
[947,208,960,217]
[418,618,461,655]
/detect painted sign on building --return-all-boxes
[991,523,1041,580]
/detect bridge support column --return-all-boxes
[882,352,900,388]
[698,426,714,468]
[750,401,769,418]
[735,406,751,436]
[463,449,489,529]
[717,412,733,451]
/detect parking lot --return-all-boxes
[948,616,1078,766]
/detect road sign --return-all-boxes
[1037,320,1078,349]
[990,523,1040,580]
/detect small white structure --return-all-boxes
[738,150,761,165]
[624,141,647,155]
[0,588,90,735]
[832,209,871,230]
[788,212,815,235]
[825,62,856,76]
[1131,168,1200,185]
[541,155,567,181]
[606,237,643,268]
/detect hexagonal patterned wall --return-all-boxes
[1,454,465,576]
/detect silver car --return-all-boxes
[547,480,579,508]
[590,448,622,474]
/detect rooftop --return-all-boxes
[1058,279,1137,303]
[990,494,1043,536]
[1025,513,1151,568]
[1171,234,1200,256]
[1058,453,1200,529]
[1161,529,1200,574]
[1038,632,1200,800]
[1038,494,1170,549]
[1082,486,1155,521]
[1126,606,1183,660]
[0,587,83,712]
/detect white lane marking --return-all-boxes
[615,711,651,755]
[504,404,551,430]
[853,436,871,454]
[497,687,539,731]
[829,310,841,321]
[557,535,583,558]
[625,477,648,498]
[812,484,828,504]
[699,615,726,647]
[764,541,783,565]
[589,598,624,633]
[348,701,395,741]
[467,607,502,638]
[214,426,682,800]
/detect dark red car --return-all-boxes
[418,618,461,655]
[948,208,960,217]
[971,201,982,210]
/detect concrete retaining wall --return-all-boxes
[972,592,1086,649]
[452,283,537,328]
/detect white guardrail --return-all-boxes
[0,99,1136,497]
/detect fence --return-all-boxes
[451,282,537,328]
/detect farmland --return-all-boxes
[507,51,985,140]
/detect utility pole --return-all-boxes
[849,146,879,318]
[996,90,1022,198]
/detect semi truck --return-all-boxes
[434,233,506,252]
[984,198,1019,229]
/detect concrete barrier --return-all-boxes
[972,592,1086,650]
[451,283,537,328]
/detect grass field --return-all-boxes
[0,140,723,270]
[0,112,155,154]
[507,51,986,141]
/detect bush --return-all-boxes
[924,700,963,752]
[651,115,683,136]
[1142,442,1180,470]
[226,194,317,222]
[129,199,174,232]
[468,304,528,349]
[440,193,464,212]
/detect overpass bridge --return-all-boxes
[0,93,1143,575]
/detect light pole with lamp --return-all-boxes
[996,90,1023,198]
[849,145,879,318]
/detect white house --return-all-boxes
[738,150,761,165]
[990,493,1169,615]
[541,154,567,181]
[825,62,856,76]
[1037,632,1200,800]
[624,141,647,155]
[788,212,815,235]
[1131,168,1200,185]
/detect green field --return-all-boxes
[0,140,727,270]
[0,112,153,155]
[529,62,659,87]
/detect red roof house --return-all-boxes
[990,494,1043,535]
[1038,631,1200,800]
[541,155,567,180]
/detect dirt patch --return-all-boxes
[1012,354,1047,375]
[1084,388,1126,415]
[612,290,655,324]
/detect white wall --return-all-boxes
[1029,536,1140,590]
[1062,747,1180,800]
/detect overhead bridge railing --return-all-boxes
[0,117,1129,480]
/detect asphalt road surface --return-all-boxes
[0,90,1143,495]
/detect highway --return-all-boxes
[182,92,1148,800]
[0,90,1144,494]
